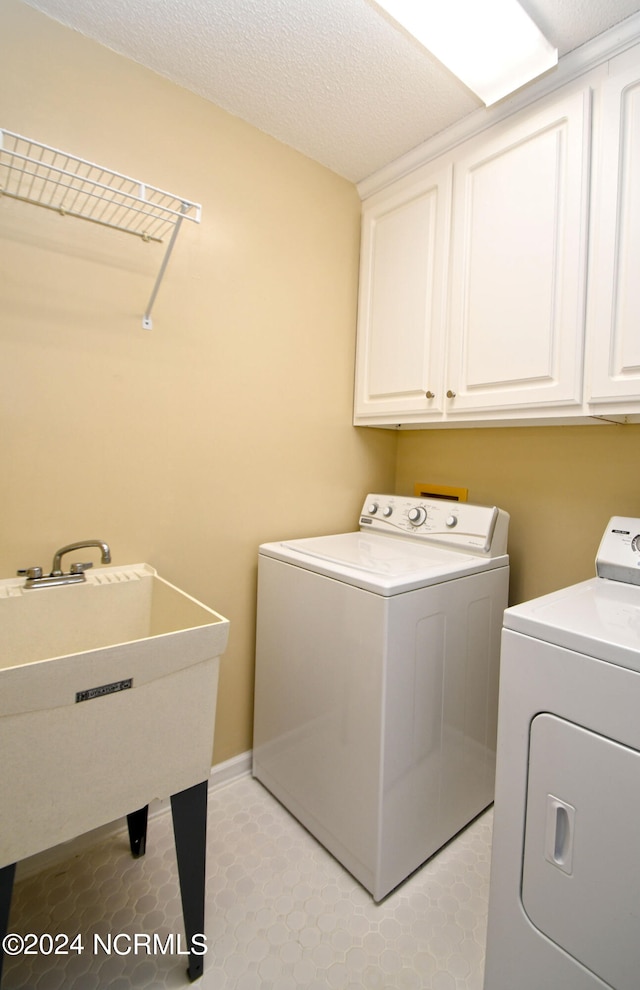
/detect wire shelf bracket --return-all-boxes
[0,128,202,329]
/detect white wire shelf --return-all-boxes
[0,128,202,329]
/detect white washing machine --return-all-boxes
[484,516,640,990]
[253,493,509,901]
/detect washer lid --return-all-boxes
[504,577,640,672]
[259,532,506,595]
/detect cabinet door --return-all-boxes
[446,91,590,414]
[353,164,451,424]
[587,57,640,405]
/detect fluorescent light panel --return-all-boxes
[374,0,558,106]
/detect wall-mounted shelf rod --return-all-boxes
[0,128,202,329]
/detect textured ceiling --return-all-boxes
[22,0,640,182]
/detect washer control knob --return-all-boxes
[382,506,393,517]
[367,502,379,515]
[446,515,458,528]
[408,506,427,526]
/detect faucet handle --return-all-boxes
[17,566,43,579]
[69,562,94,575]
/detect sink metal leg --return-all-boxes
[170,780,208,983]
[126,805,149,858]
[0,862,16,988]
[0,786,207,988]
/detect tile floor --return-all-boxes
[3,774,492,989]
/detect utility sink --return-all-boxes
[0,563,230,868]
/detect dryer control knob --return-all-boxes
[446,515,458,528]
[408,507,427,526]
[383,506,393,517]
[367,502,379,515]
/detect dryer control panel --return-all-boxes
[359,494,509,556]
[596,516,640,585]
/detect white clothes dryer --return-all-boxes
[253,494,509,901]
[484,516,640,990]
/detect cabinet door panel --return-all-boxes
[588,64,640,403]
[448,92,590,413]
[354,165,451,421]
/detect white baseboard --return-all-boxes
[16,751,253,880]
[209,749,253,791]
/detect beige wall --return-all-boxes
[0,0,397,763]
[396,424,640,604]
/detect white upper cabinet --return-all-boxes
[354,87,592,428]
[587,52,640,408]
[446,91,590,415]
[354,31,640,429]
[354,163,452,423]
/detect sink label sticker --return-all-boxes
[75,678,133,703]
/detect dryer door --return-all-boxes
[522,713,640,990]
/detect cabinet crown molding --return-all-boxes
[358,10,640,200]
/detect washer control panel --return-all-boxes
[596,516,640,585]
[360,494,509,556]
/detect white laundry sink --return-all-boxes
[0,563,230,867]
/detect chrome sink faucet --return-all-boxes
[18,540,112,589]
[51,540,112,576]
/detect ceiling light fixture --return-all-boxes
[373,0,558,106]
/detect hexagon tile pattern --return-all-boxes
[3,775,492,989]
